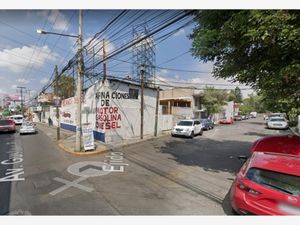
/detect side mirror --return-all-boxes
[238,155,248,162]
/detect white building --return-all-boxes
[57,78,169,143]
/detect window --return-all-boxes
[129,88,139,99]
[246,167,300,196]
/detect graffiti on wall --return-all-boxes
[96,91,129,131]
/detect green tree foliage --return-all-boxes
[190,10,300,117]
[228,87,243,103]
[53,74,75,100]
[202,86,228,115]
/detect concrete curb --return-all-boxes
[57,143,110,156]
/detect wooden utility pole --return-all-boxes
[75,10,83,152]
[154,86,159,136]
[102,39,106,82]
[17,86,26,116]
[140,65,145,139]
[55,65,60,141]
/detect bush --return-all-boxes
[288,121,298,127]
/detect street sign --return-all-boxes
[53,97,61,107]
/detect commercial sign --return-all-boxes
[82,123,95,151]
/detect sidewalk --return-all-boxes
[36,122,170,156]
[289,126,300,137]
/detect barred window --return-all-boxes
[129,88,139,99]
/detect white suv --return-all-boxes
[171,119,203,138]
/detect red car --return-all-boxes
[230,152,300,215]
[0,119,16,133]
[219,117,234,124]
[250,135,300,156]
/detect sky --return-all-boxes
[0,10,254,103]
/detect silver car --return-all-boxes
[20,122,37,135]
[267,117,289,130]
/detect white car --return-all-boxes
[267,117,289,130]
[9,115,23,125]
[20,122,36,135]
[171,119,203,138]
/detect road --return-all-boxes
[0,116,292,215]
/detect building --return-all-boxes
[56,77,168,143]
[159,88,205,123]
[159,88,235,124]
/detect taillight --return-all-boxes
[238,180,261,196]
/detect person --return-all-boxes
[48,117,53,127]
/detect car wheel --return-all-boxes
[171,134,175,137]
[190,131,194,138]
[199,129,203,136]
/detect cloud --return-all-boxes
[40,78,49,84]
[0,89,6,94]
[173,28,185,37]
[11,84,18,89]
[17,78,29,84]
[0,45,58,73]
[82,37,116,59]
[48,10,70,32]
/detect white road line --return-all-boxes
[49,176,93,196]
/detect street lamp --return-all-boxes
[37,10,84,152]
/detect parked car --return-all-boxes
[230,151,300,215]
[171,119,203,138]
[250,112,257,118]
[267,117,289,130]
[219,117,234,124]
[234,115,242,121]
[9,114,23,125]
[0,119,16,133]
[20,122,36,135]
[200,119,214,130]
[250,135,300,156]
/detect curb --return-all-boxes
[57,142,111,156]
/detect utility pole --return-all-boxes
[17,86,26,116]
[75,10,83,152]
[55,65,60,141]
[154,86,159,136]
[102,39,106,82]
[140,64,145,139]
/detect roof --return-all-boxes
[248,152,300,176]
[250,135,300,156]
[108,77,159,90]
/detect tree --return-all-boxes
[202,86,228,115]
[189,10,300,117]
[53,74,75,100]
[228,87,243,103]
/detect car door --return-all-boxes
[194,120,200,134]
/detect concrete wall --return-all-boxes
[59,79,159,143]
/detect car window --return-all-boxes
[177,121,193,126]
[0,120,13,125]
[246,167,300,197]
[194,121,200,125]
[270,118,285,122]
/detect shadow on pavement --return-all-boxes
[159,138,251,174]
[222,188,239,215]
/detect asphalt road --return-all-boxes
[0,116,292,215]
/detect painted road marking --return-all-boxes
[67,161,112,177]
[49,176,93,196]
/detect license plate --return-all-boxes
[278,203,300,215]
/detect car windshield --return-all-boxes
[270,118,285,122]
[14,117,23,120]
[246,167,300,197]
[0,120,12,125]
[177,121,193,126]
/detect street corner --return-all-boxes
[57,142,111,156]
